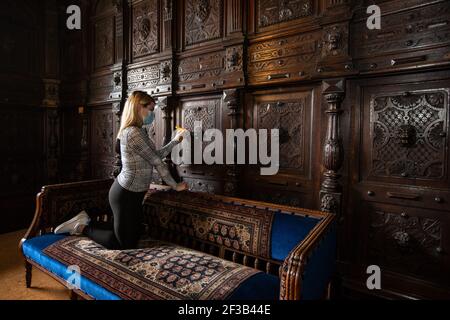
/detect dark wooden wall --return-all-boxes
[1,0,449,299]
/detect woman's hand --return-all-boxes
[174,181,188,192]
[174,128,188,143]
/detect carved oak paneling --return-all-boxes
[178,44,244,93]
[366,204,448,283]
[352,1,450,59]
[250,90,313,175]
[91,109,114,157]
[185,0,223,46]
[248,30,321,84]
[94,17,115,69]
[370,90,448,180]
[90,107,114,179]
[89,74,114,104]
[181,98,221,135]
[257,0,313,29]
[132,0,160,59]
[176,97,222,175]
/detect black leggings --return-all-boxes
[83,179,146,250]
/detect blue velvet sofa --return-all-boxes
[20,179,336,300]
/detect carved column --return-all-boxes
[320,80,345,215]
[223,89,240,196]
[111,0,127,178]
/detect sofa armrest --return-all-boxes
[279,213,336,300]
[19,179,114,253]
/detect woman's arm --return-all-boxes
[143,124,181,158]
[156,140,179,159]
[125,128,177,188]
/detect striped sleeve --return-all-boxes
[125,128,177,188]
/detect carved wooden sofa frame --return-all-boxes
[19,179,336,300]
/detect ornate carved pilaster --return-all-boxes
[42,79,61,184]
[112,101,123,178]
[110,63,127,178]
[158,96,174,148]
[320,80,345,215]
[223,89,240,196]
[163,0,174,51]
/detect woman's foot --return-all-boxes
[54,211,91,235]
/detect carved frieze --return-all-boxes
[257,0,313,29]
[178,52,224,83]
[127,60,172,92]
[248,31,320,83]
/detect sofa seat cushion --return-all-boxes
[22,234,120,300]
[22,235,279,300]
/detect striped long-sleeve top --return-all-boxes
[117,125,179,192]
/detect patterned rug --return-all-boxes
[43,236,260,300]
[144,189,274,258]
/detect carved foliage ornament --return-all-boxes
[133,0,159,58]
[258,0,313,28]
[185,0,222,46]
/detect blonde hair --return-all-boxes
[117,91,155,139]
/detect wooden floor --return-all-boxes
[0,230,69,300]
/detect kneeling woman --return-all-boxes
[54,91,188,249]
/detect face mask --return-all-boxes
[143,110,155,126]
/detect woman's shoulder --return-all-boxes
[121,126,144,141]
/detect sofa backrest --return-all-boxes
[143,185,333,278]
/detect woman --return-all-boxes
[54,91,188,249]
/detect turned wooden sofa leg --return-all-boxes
[25,261,32,288]
[70,290,79,301]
